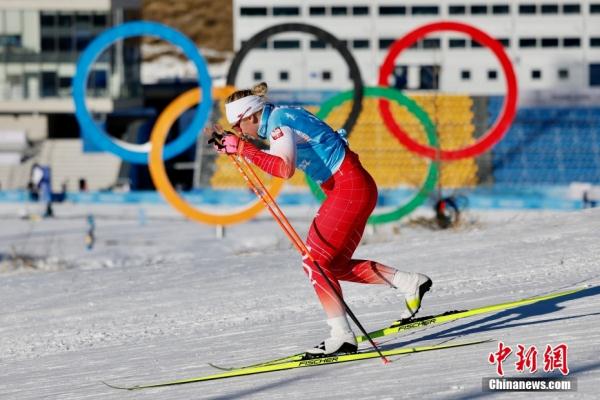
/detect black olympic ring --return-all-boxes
[226,23,364,135]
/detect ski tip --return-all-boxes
[207,363,232,371]
[101,381,133,390]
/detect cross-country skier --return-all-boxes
[208,82,432,356]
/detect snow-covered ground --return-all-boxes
[0,202,599,399]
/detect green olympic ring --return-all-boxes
[306,86,440,224]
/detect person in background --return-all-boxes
[31,163,54,218]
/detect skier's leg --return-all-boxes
[303,153,377,354]
[304,152,378,318]
[303,207,357,355]
[318,157,432,319]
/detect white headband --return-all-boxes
[225,95,266,125]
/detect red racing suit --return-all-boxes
[241,105,398,318]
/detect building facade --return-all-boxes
[0,0,141,190]
[232,0,600,95]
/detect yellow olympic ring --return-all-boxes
[149,86,285,225]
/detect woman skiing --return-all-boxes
[209,82,432,356]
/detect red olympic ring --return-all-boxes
[378,21,518,161]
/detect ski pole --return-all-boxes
[228,153,390,364]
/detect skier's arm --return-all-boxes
[241,127,296,179]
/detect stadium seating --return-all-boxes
[490,97,600,184]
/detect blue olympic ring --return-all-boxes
[73,21,213,164]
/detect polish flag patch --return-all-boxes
[271,128,284,141]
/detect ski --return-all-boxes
[210,287,583,371]
[356,286,583,342]
[103,338,491,390]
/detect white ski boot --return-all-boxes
[306,316,358,357]
[393,271,432,320]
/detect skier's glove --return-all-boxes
[219,133,240,155]
[207,125,241,155]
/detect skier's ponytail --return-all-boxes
[251,82,268,97]
[226,82,268,104]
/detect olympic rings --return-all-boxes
[73,21,213,164]
[226,23,364,136]
[148,86,285,226]
[306,86,440,224]
[73,20,519,226]
[378,21,518,161]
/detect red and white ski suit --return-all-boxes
[242,108,398,319]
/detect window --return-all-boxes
[90,70,107,90]
[58,36,72,52]
[0,35,21,47]
[591,4,600,13]
[449,5,466,14]
[562,4,580,14]
[253,71,262,81]
[76,34,92,51]
[379,38,395,49]
[420,65,440,89]
[492,4,510,14]
[563,37,581,47]
[421,39,442,49]
[497,38,511,47]
[488,70,498,80]
[352,39,370,49]
[531,69,542,79]
[558,69,569,80]
[590,64,600,86]
[241,40,267,49]
[449,38,467,48]
[273,6,300,16]
[379,6,406,15]
[310,40,327,49]
[519,4,537,14]
[58,76,72,96]
[279,71,289,81]
[591,37,600,47]
[541,4,559,14]
[75,14,92,26]
[519,38,537,48]
[41,13,56,27]
[541,38,559,47]
[411,6,439,15]
[41,72,57,97]
[58,14,73,27]
[471,5,488,15]
[461,70,471,80]
[309,6,326,16]
[41,36,56,52]
[331,6,347,15]
[93,14,107,27]
[58,76,71,89]
[240,7,267,16]
[423,38,441,49]
[273,40,300,49]
[322,71,332,81]
[471,39,483,48]
[353,6,369,15]
[394,65,408,89]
